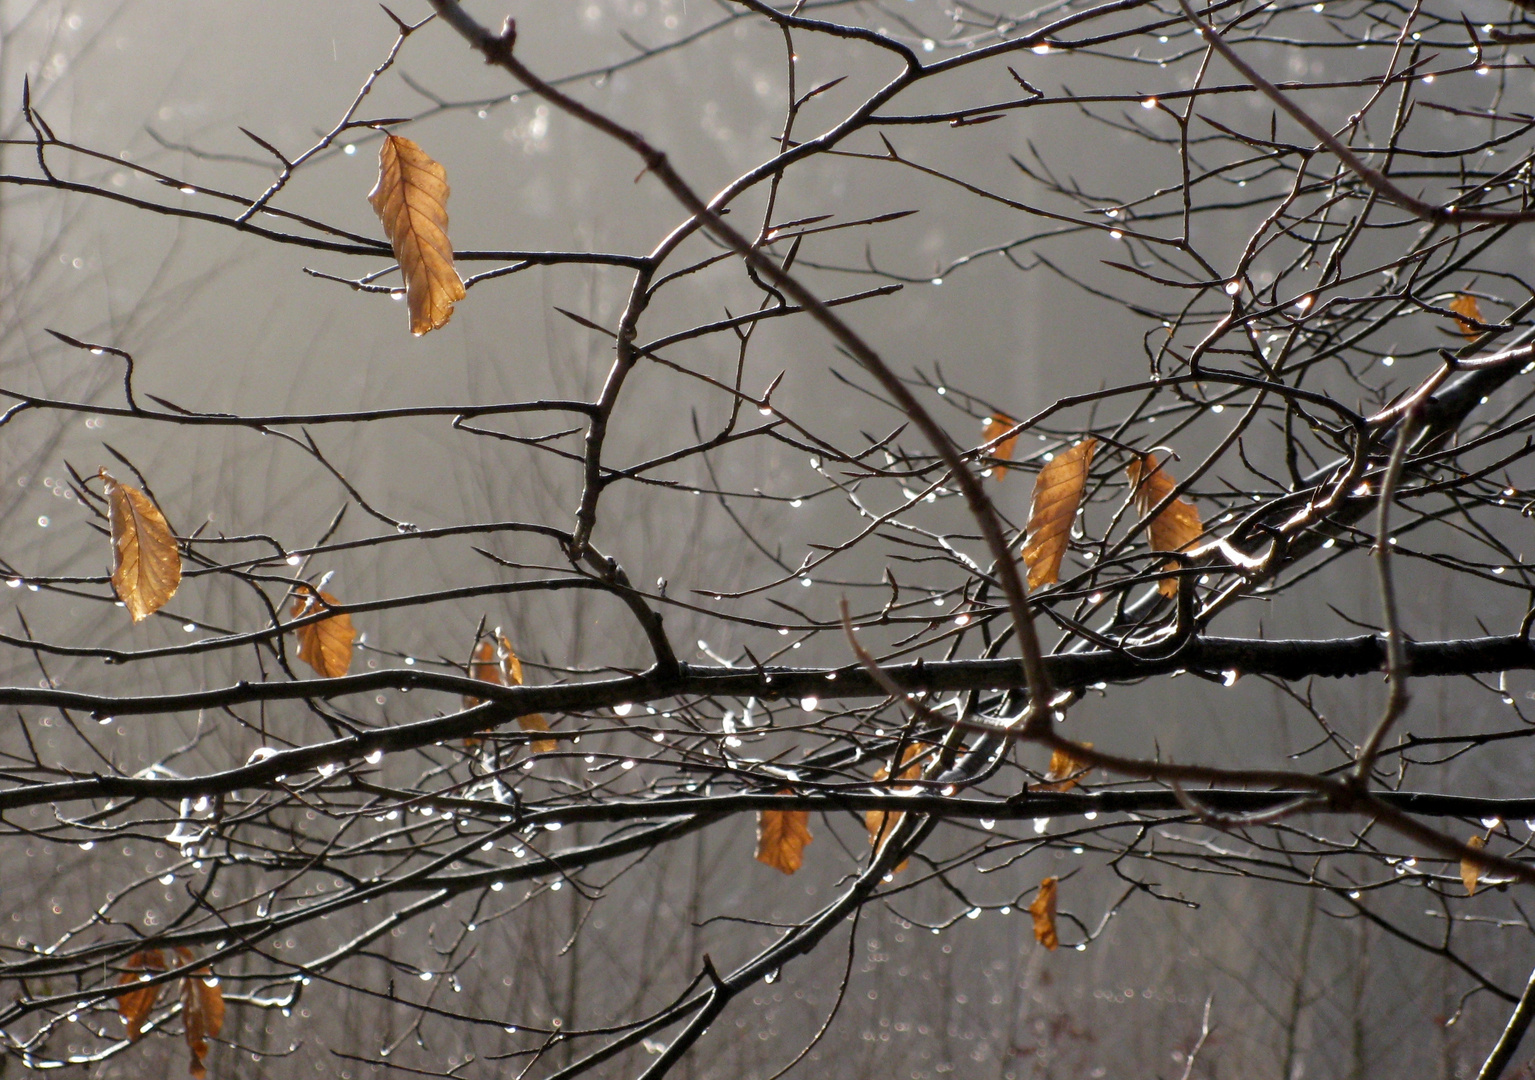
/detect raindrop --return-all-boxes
[764,969,780,984]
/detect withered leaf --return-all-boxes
[1463,834,1486,896]
[1127,453,1203,597]
[867,744,926,872]
[1042,741,1095,793]
[1450,293,1485,340]
[368,134,466,336]
[291,586,355,679]
[1028,877,1060,950]
[755,793,813,875]
[1021,439,1097,588]
[116,948,167,1041]
[464,633,556,753]
[101,469,181,623]
[178,949,224,1080]
[981,414,1020,479]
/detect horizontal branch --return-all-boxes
[446,787,1535,824]
[2,632,1526,717]
[0,633,1530,808]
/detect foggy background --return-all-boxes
[0,1,1531,1077]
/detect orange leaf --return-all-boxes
[116,949,167,1042]
[101,469,181,623]
[755,794,812,874]
[981,414,1020,479]
[291,587,355,679]
[369,134,466,336]
[171,946,224,1080]
[1028,877,1059,950]
[1463,834,1486,896]
[1127,453,1203,597]
[866,744,926,872]
[464,633,556,753]
[1041,741,1094,792]
[1450,293,1485,340]
[1021,439,1097,588]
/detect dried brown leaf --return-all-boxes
[1028,877,1059,950]
[1450,293,1485,340]
[463,634,556,753]
[1042,741,1095,793]
[368,134,466,336]
[1021,439,1097,588]
[464,639,504,707]
[1127,453,1204,597]
[116,948,167,1042]
[101,469,181,623]
[175,946,224,1080]
[291,587,355,679]
[981,414,1020,479]
[866,744,926,873]
[1463,834,1486,896]
[755,793,813,874]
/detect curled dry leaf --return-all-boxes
[1042,741,1095,792]
[464,633,556,753]
[116,948,167,1041]
[101,469,181,623]
[368,134,466,336]
[177,946,225,1080]
[1462,834,1487,896]
[1126,453,1203,597]
[1028,876,1060,950]
[981,413,1020,479]
[291,586,355,679]
[866,743,927,873]
[755,793,812,875]
[1021,439,1097,588]
[1450,292,1485,340]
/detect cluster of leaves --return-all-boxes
[115,949,224,1079]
